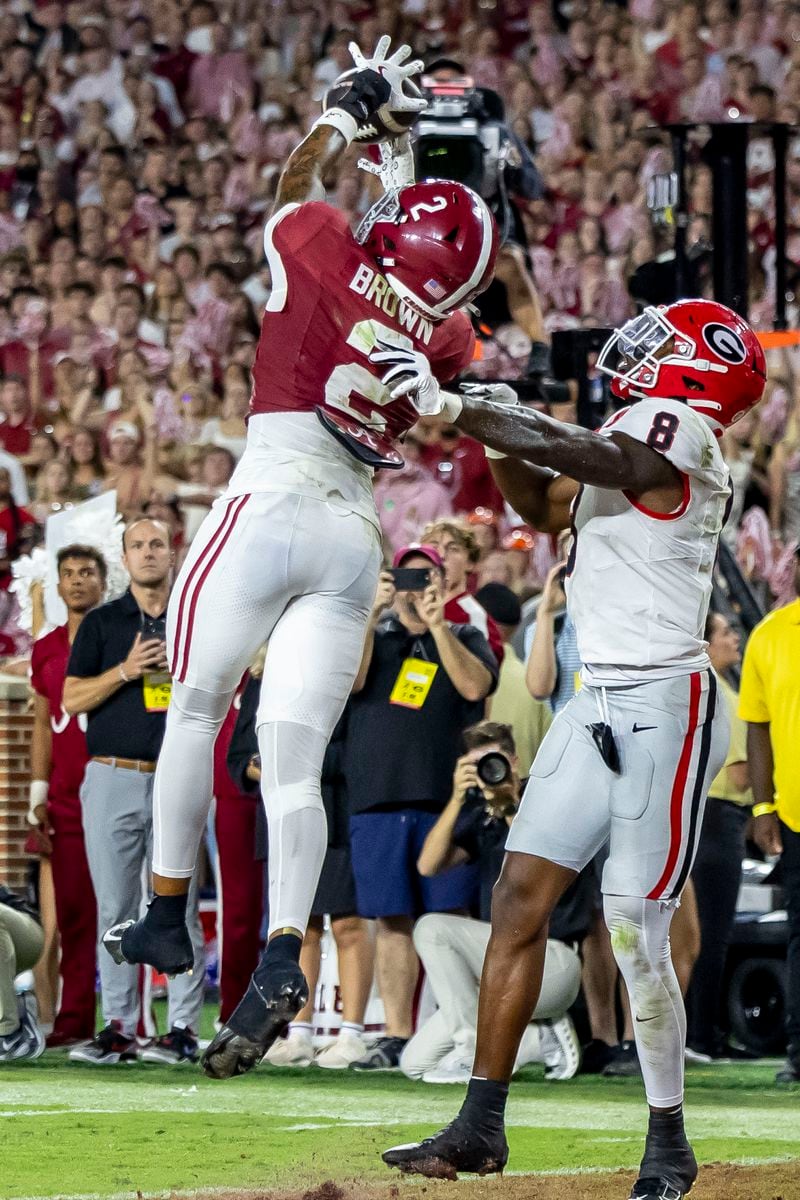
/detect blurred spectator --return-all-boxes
[421,519,505,664]
[525,559,581,714]
[403,721,589,1084]
[739,548,800,1083]
[0,467,36,593]
[374,432,453,555]
[63,519,205,1065]
[687,612,752,1060]
[344,550,498,1070]
[474,581,552,777]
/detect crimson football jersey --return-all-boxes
[251,202,475,460]
[30,624,89,833]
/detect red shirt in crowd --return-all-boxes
[30,624,90,833]
[0,418,34,456]
[0,502,35,590]
[445,592,504,666]
[420,436,506,515]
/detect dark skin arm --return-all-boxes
[274,126,349,210]
[747,721,782,855]
[457,396,683,532]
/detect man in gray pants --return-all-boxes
[64,519,204,1064]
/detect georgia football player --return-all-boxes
[382,300,766,1200]
[103,36,498,1080]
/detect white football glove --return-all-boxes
[459,383,520,459]
[370,341,442,414]
[371,340,469,422]
[358,133,416,192]
[349,37,427,116]
[460,382,520,407]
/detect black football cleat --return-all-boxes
[200,958,308,1080]
[629,1180,688,1200]
[103,918,194,977]
[382,1118,509,1180]
[633,1120,697,1198]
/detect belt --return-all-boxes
[91,756,156,774]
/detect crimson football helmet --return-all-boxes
[596,299,766,433]
[356,180,498,319]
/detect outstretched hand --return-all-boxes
[349,38,426,115]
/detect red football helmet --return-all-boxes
[596,299,767,433]
[356,180,498,320]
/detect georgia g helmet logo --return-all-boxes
[702,323,747,365]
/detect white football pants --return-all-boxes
[152,489,381,937]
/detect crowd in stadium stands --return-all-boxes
[1,0,800,1072]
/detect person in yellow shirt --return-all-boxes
[687,613,751,1059]
[738,547,800,1083]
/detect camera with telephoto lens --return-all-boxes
[413,75,524,244]
[465,750,517,817]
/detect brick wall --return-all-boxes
[0,676,33,891]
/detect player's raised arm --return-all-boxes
[274,37,425,210]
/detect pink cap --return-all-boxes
[392,543,444,571]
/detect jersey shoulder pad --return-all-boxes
[264,200,351,261]
[600,397,725,481]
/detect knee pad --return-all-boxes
[256,720,326,818]
[169,680,233,731]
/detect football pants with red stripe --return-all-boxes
[151,489,380,939]
[506,670,728,900]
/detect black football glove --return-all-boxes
[337,69,392,122]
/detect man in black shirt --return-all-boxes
[63,519,204,1066]
[345,544,498,1071]
[402,720,592,1085]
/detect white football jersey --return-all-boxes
[565,397,731,686]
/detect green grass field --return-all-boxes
[1,1051,798,1200]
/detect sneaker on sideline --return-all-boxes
[265,1030,314,1067]
[140,1026,198,1064]
[540,1014,582,1081]
[350,1035,407,1071]
[421,1045,473,1084]
[315,1029,367,1069]
[0,1004,45,1062]
[68,1022,137,1064]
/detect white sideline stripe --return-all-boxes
[7,1157,798,1200]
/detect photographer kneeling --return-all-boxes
[402,721,592,1085]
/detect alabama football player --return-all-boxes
[104,36,498,1081]
[382,300,766,1200]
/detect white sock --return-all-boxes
[288,1021,313,1038]
[340,1022,364,1036]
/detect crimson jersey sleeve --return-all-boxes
[430,309,476,384]
[29,636,46,698]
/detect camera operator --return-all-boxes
[401,721,592,1085]
[419,59,542,246]
[344,545,499,1071]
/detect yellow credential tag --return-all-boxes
[390,657,439,710]
[573,671,582,693]
[143,672,172,713]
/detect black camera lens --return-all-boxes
[476,751,511,787]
